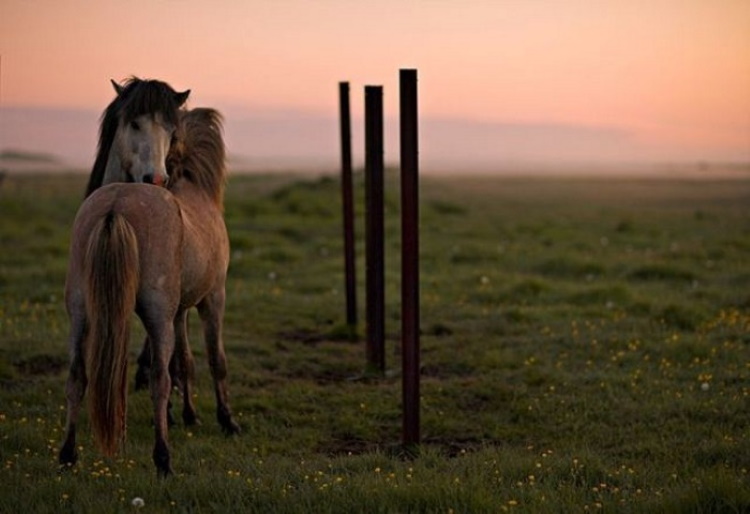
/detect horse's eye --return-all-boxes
[130,120,140,131]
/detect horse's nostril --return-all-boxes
[143,174,154,184]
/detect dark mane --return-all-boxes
[168,108,227,207]
[86,78,185,197]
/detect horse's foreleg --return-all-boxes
[59,317,87,467]
[198,291,240,435]
[59,359,86,466]
[146,321,175,477]
[134,336,151,391]
[139,336,183,426]
[136,335,182,397]
[174,310,198,426]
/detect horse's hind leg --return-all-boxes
[59,310,87,467]
[198,290,240,435]
[142,316,176,476]
[174,309,199,426]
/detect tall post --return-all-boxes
[364,85,385,375]
[339,82,357,328]
[400,69,420,446]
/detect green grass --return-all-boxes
[1,172,750,512]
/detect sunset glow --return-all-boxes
[1,0,748,169]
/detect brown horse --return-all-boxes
[86,77,201,404]
[59,107,240,476]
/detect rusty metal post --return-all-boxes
[400,69,420,446]
[339,82,357,328]
[364,85,385,375]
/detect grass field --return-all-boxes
[1,171,749,512]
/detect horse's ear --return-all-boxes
[111,79,125,96]
[174,89,190,107]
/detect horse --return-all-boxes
[59,107,240,476]
[85,77,199,401]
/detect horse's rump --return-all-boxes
[68,184,183,455]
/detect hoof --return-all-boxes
[221,418,241,436]
[153,441,172,477]
[183,410,200,427]
[218,409,240,435]
[156,464,173,478]
[224,422,241,436]
[58,446,78,468]
[59,437,78,467]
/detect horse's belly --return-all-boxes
[178,211,229,308]
[179,244,228,308]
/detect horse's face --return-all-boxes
[113,113,175,187]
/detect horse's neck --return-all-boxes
[171,180,227,265]
[101,147,125,186]
[172,180,207,207]
[171,180,223,220]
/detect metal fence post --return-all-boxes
[400,69,420,446]
[364,85,385,375]
[339,82,357,328]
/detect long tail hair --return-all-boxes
[83,212,139,456]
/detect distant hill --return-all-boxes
[0,148,79,173]
[0,149,62,163]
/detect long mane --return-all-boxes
[168,108,227,207]
[86,78,186,197]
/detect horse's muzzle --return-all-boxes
[143,173,168,187]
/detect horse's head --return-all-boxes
[109,79,190,187]
[87,78,190,196]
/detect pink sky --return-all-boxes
[1,0,749,168]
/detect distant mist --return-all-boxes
[1,106,746,173]
[0,107,101,168]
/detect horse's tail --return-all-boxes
[83,211,139,456]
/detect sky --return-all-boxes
[1,0,749,171]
